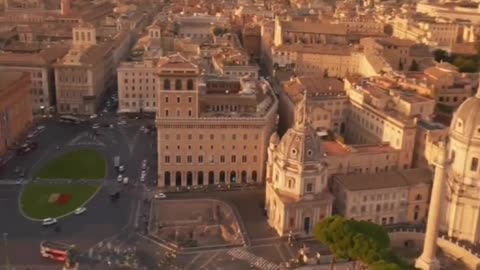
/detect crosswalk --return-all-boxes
[227,248,279,270]
[68,132,106,147]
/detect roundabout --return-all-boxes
[20,149,106,219]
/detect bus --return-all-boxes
[40,240,74,262]
[59,115,83,124]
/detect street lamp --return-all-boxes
[3,232,10,270]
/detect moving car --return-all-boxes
[141,160,147,170]
[74,207,87,215]
[154,193,166,199]
[117,174,123,182]
[118,165,125,173]
[89,114,98,119]
[140,174,145,182]
[123,177,129,185]
[42,218,58,226]
[109,191,120,200]
[92,123,100,129]
[118,120,127,126]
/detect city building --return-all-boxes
[0,71,33,155]
[0,46,69,113]
[273,17,348,47]
[156,54,278,187]
[344,76,436,169]
[265,95,334,236]
[332,168,432,225]
[278,76,347,134]
[413,119,448,168]
[360,37,434,72]
[54,23,114,115]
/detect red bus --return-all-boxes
[40,241,74,262]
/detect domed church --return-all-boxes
[441,84,480,243]
[265,92,334,236]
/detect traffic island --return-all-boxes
[20,149,106,219]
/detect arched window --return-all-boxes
[252,171,257,182]
[415,194,422,201]
[187,79,194,90]
[175,79,182,90]
[164,171,171,186]
[164,79,171,90]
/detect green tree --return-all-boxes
[314,216,406,269]
[409,59,419,71]
[433,49,449,62]
[458,59,478,73]
[213,27,225,36]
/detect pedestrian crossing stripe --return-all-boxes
[227,248,279,270]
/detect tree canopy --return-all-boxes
[314,216,411,269]
[433,49,479,73]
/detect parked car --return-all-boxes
[42,218,57,226]
[117,174,123,182]
[36,125,45,131]
[141,160,147,170]
[92,123,100,129]
[110,191,120,200]
[154,193,166,199]
[89,114,98,119]
[118,120,127,126]
[74,207,87,215]
[118,165,125,173]
[140,175,145,182]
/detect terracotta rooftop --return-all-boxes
[334,168,432,191]
[280,20,347,35]
[275,43,352,55]
[282,76,345,103]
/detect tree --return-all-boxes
[213,27,225,36]
[409,59,419,71]
[314,216,407,269]
[433,49,449,62]
[458,59,478,73]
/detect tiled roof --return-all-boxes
[280,20,347,35]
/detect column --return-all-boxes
[415,142,447,270]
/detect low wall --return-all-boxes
[389,231,480,270]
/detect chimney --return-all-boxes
[61,0,71,16]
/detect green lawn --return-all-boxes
[20,184,99,219]
[21,149,106,219]
[36,149,106,179]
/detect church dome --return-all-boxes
[279,125,323,164]
[450,86,480,145]
[277,92,324,164]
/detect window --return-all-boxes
[188,97,192,103]
[242,155,247,163]
[188,110,192,117]
[164,79,171,90]
[164,156,170,163]
[187,79,194,90]
[471,157,479,171]
[177,97,180,103]
[165,110,169,117]
[220,155,225,163]
[231,155,236,163]
[198,155,204,163]
[165,97,169,103]
[305,183,313,192]
[253,155,257,162]
[176,156,181,163]
[415,194,422,201]
[187,155,192,163]
[289,217,295,227]
[175,79,182,90]
[451,150,455,162]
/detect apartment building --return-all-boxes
[332,168,432,225]
[0,46,69,113]
[0,71,33,155]
[156,54,278,187]
[343,77,436,169]
[54,23,114,115]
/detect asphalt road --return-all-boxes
[0,114,157,268]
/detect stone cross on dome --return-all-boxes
[294,90,309,128]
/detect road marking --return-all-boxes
[184,254,202,270]
[227,248,279,270]
[200,251,219,269]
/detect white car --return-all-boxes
[141,170,147,177]
[92,123,100,129]
[123,177,129,185]
[141,160,147,170]
[140,175,146,182]
[89,114,98,119]
[118,120,127,126]
[117,175,123,182]
[119,165,125,173]
[26,133,35,139]
[74,207,87,215]
[36,125,45,131]
[154,193,166,199]
[42,218,57,226]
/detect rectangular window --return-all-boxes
[242,155,247,163]
[164,156,170,163]
[165,97,169,103]
[306,183,313,192]
[220,155,225,163]
[231,155,236,163]
[471,157,479,171]
[198,155,203,163]
[253,155,257,162]
[176,156,181,163]
[165,110,169,117]
[187,155,192,163]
